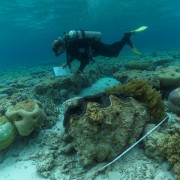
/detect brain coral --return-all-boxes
[63,93,150,166]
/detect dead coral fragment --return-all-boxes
[105,79,165,121]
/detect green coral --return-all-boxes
[105,79,165,121]
[0,116,17,151]
[159,133,180,179]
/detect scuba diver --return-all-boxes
[52,26,147,74]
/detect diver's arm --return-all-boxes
[62,52,73,69]
[62,62,69,68]
[62,60,72,69]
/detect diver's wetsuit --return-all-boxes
[64,33,132,72]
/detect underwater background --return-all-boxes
[0,0,179,68]
[0,1,180,179]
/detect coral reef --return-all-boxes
[113,65,180,99]
[63,93,150,166]
[42,98,60,128]
[0,98,11,116]
[143,124,165,162]
[113,70,161,89]
[105,79,165,121]
[152,58,172,67]
[36,151,55,178]
[33,74,97,103]
[5,100,46,136]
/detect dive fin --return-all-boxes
[130,44,142,55]
[126,38,142,55]
[131,26,148,34]
[126,26,147,54]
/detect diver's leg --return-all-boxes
[94,33,132,57]
[108,32,133,56]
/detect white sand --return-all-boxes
[79,77,119,97]
[0,141,44,180]
[0,142,174,180]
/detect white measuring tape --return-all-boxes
[76,113,171,179]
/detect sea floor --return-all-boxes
[0,77,175,180]
[1,48,180,180]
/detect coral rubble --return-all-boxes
[144,116,180,179]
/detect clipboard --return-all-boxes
[53,66,71,76]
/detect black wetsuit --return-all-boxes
[64,33,131,72]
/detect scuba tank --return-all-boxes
[66,30,101,41]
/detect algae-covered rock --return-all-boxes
[105,79,165,122]
[125,61,151,70]
[63,93,150,166]
[158,66,180,88]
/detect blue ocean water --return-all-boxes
[0,0,179,68]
